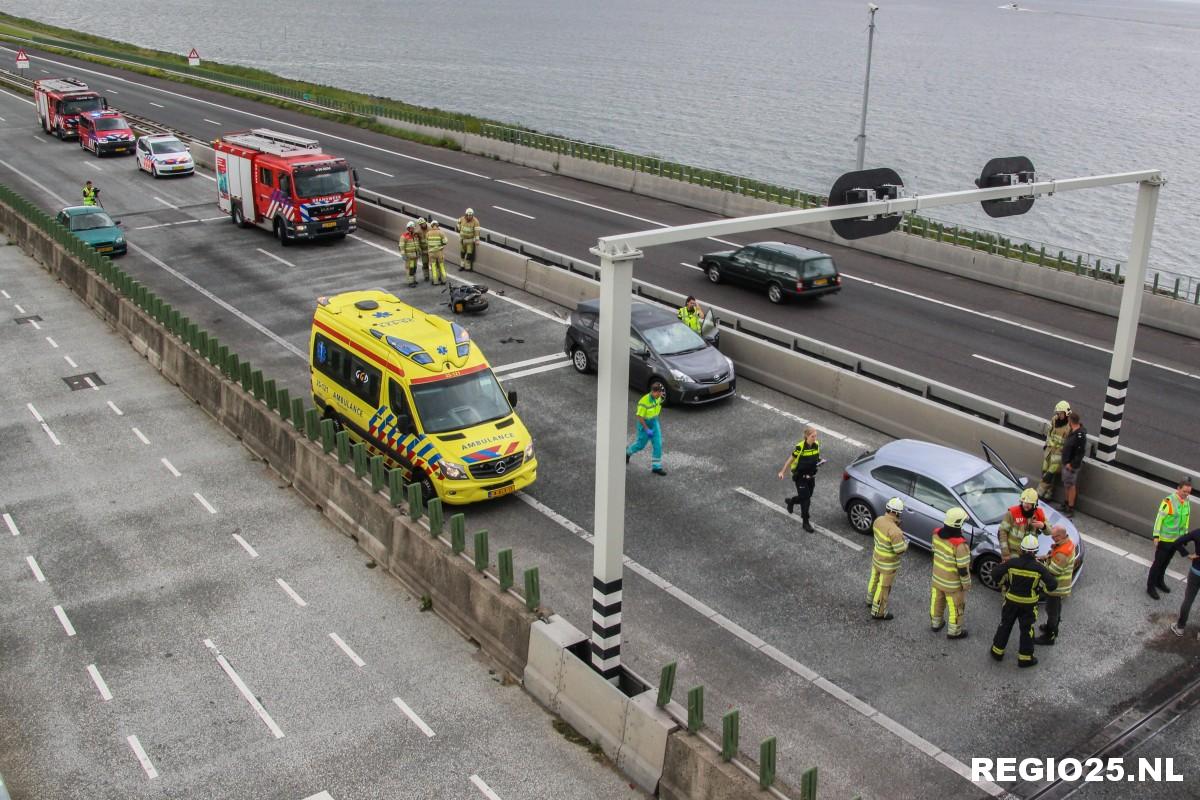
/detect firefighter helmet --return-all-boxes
[430,220,440,227]
[1020,488,1039,505]
[406,221,415,230]
[418,217,428,226]
[1054,400,1070,414]
[944,507,968,528]
[1020,534,1039,553]
[886,497,905,514]
[465,207,474,215]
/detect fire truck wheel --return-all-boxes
[231,205,246,229]
[274,218,292,247]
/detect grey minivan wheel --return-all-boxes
[846,499,874,535]
[706,263,722,284]
[571,346,592,373]
[767,282,784,304]
[975,554,1003,591]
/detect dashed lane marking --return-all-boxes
[972,353,1075,388]
[735,487,864,552]
[45,336,58,348]
[680,261,702,272]
[53,604,76,636]
[393,696,436,737]
[301,793,335,800]
[13,303,25,313]
[203,118,222,125]
[276,578,308,607]
[132,427,150,444]
[492,352,569,373]
[203,638,284,738]
[0,157,69,205]
[107,400,123,415]
[31,135,44,144]
[87,664,113,701]
[126,735,158,779]
[149,101,164,108]
[153,196,181,211]
[160,458,181,477]
[84,161,102,172]
[83,376,99,391]
[329,632,365,667]
[492,205,535,220]
[63,355,77,368]
[4,513,19,536]
[256,247,295,268]
[738,393,866,448]
[27,403,61,446]
[496,359,571,381]
[134,219,200,230]
[364,166,393,177]
[194,493,217,514]
[470,775,504,800]
[26,555,45,582]
[1,290,9,298]
[28,319,40,330]
[232,533,258,558]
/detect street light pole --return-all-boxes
[855,4,879,171]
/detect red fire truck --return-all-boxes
[213,129,358,246]
[34,78,107,140]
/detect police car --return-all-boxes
[135,134,195,177]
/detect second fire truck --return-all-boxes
[34,78,107,140]
[213,129,358,246]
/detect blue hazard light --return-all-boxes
[371,329,433,364]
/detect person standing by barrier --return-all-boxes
[868,498,908,620]
[677,296,704,334]
[1035,525,1075,646]
[1059,412,1087,518]
[1168,527,1200,636]
[81,180,100,206]
[990,535,1057,668]
[399,221,421,288]
[1147,478,1193,600]
[626,382,667,476]
[1037,401,1072,500]
[426,221,448,285]
[930,508,972,639]
[777,426,820,532]
[999,488,1046,562]
[458,208,480,271]
[415,218,431,281]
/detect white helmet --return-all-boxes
[430,220,440,228]
[1020,534,1039,553]
[886,497,905,514]
[465,207,474,216]
[406,221,415,230]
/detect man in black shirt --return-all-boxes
[1059,412,1087,518]
[1170,528,1200,637]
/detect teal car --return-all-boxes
[57,205,126,256]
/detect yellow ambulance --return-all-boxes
[310,290,537,504]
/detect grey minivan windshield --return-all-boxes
[953,466,1021,526]
[410,369,511,434]
[643,322,707,356]
[803,257,838,279]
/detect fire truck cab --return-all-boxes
[34,78,107,140]
[213,129,358,247]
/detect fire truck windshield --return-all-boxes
[61,97,104,115]
[293,166,352,198]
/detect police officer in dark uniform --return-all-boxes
[778,426,820,533]
[990,534,1058,668]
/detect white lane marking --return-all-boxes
[301,794,335,800]
[470,775,504,800]
[53,605,76,636]
[64,355,77,368]
[87,664,113,701]
[38,69,49,73]
[276,578,308,607]
[83,376,99,391]
[364,166,393,177]
[329,632,366,667]
[392,696,436,737]
[107,400,123,415]
[149,101,164,108]
[153,196,181,211]
[194,493,217,514]
[203,638,285,738]
[27,403,44,423]
[679,261,702,272]
[497,359,572,381]
[126,735,158,779]
[26,555,46,582]
[160,458,181,477]
[45,336,58,348]
[203,118,222,126]
[29,319,41,330]
[4,513,19,536]
[31,135,45,143]
[232,533,259,558]
[492,205,535,220]
[971,353,1076,389]
[28,403,61,446]
[132,427,150,444]
[512,491,1000,795]
[0,157,69,205]
[736,487,864,552]
[492,352,569,373]
[0,87,33,105]
[256,247,295,268]
[106,89,119,94]
[738,393,866,448]
[1080,533,1127,558]
[14,303,25,313]
[134,219,200,230]
[0,114,5,121]
[198,173,217,182]
[127,242,306,359]
[84,161,102,172]
[198,215,226,221]
[1,290,9,298]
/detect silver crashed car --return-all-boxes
[838,439,1083,591]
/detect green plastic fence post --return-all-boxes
[1152,273,1160,293]
[1173,277,1181,300]
[252,369,265,400]
[523,567,540,611]
[208,338,219,364]
[759,737,777,789]
[278,388,291,421]
[801,767,819,800]
[305,409,320,441]
[264,379,277,411]
[473,530,488,571]
[1194,284,1199,305]
[370,456,385,491]
[406,483,424,519]
[1094,258,1102,279]
[169,309,181,333]
[1020,244,1028,263]
[320,419,336,453]
[352,443,368,477]
[1114,263,1122,283]
[336,430,351,464]
[656,662,677,707]
[1075,254,1083,274]
[449,513,466,551]
[687,686,704,733]
[427,498,444,536]
[498,548,514,591]
[1039,245,1046,265]
[721,710,739,761]
[388,468,404,504]
[1057,251,1065,270]
[292,398,305,430]
[227,352,241,381]
[240,362,253,392]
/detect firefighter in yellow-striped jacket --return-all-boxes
[930,507,972,639]
[867,498,908,620]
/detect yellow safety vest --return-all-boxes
[677,306,702,333]
[789,440,820,473]
[636,392,663,421]
[1154,495,1191,542]
[82,185,98,205]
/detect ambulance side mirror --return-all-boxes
[396,413,414,435]
[507,390,518,408]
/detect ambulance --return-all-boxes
[310,291,537,504]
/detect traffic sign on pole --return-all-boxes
[15,49,30,70]
[187,48,201,67]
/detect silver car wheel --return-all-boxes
[976,554,1002,591]
[846,499,874,534]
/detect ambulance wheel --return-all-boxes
[320,407,343,432]
[231,205,246,229]
[275,218,291,247]
[419,473,436,502]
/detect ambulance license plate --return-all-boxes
[323,221,337,229]
[487,484,517,499]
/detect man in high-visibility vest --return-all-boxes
[81,180,99,206]
[1147,478,1193,599]
[677,296,704,334]
[999,488,1046,562]
[930,507,972,639]
[1034,525,1075,645]
[1037,401,1071,500]
[991,534,1058,668]
[399,221,421,287]
[458,207,480,271]
[777,426,820,532]
[626,382,667,476]
[868,497,908,620]
[426,221,448,285]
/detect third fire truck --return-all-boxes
[34,78,107,140]
[213,129,358,246]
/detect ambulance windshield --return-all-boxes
[293,165,352,198]
[62,97,104,115]
[410,370,512,434]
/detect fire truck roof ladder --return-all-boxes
[38,78,92,94]
[222,129,322,156]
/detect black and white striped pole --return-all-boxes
[589,243,642,682]
[1096,176,1164,462]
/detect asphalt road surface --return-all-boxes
[0,43,1197,474]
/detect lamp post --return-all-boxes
[854,4,879,171]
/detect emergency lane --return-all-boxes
[2,105,1197,799]
[1,45,1197,468]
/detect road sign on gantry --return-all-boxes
[15,49,29,70]
[188,48,201,67]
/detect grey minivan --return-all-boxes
[564,299,735,404]
[699,241,842,304]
